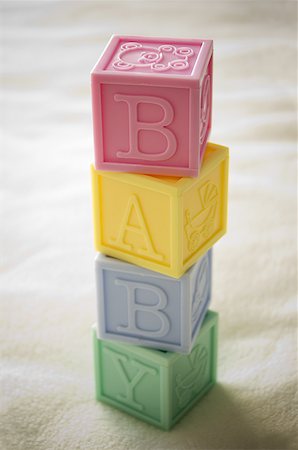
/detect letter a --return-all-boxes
[114,94,177,161]
[110,194,163,262]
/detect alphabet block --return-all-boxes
[91,35,213,177]
[93,310,218,430]
[95,251,212,353]
[91,142,228,278]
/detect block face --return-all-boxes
[91,143,228,278]
[96,252,211,352]
[97,339,163,426]
[104,38,202,75]
[189,250,212,341]
[182,146,229,270]
[98,263,183,348]
[199,56,212,159]
[91,35,213,176]
[183,180,219,263]
[93,311,218,430]
[98,174,172,269]
[171,322,215,423]
[100,84,191,170]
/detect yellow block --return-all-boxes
[91,142,229,278]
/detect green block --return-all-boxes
[93,310,218,430]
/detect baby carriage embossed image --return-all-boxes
[175,345,208,408]
[184,181,218,253]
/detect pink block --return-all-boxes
[91,35,213,177]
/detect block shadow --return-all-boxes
[169,383,291,450]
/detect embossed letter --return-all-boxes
[110,194,163,262]
[115,279,170,337]
[114,94,177,161]
[104,347,157,411]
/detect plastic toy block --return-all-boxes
[91,35,213,177]
[95,250,212,353]
[93,310,218,430]
[91,142,228,278]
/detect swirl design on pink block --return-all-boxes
[199,73,211,144]
[112,42,194,72]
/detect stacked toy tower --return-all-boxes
[90,35,229,430]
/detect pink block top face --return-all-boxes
[107,40,199,75]
[93,35,212,87]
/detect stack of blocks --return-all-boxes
[90,35,229,430]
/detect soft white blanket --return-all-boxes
[0,2,297,449]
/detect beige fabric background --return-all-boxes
[0,1,297,449]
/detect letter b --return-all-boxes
[114,94,177,161]
[115,278,170,338]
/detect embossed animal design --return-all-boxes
[184,181,218,252]
[192,255,210,325]
[175,345,208,407]
[113,42,194,72]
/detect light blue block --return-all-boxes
[95,250,212,353]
